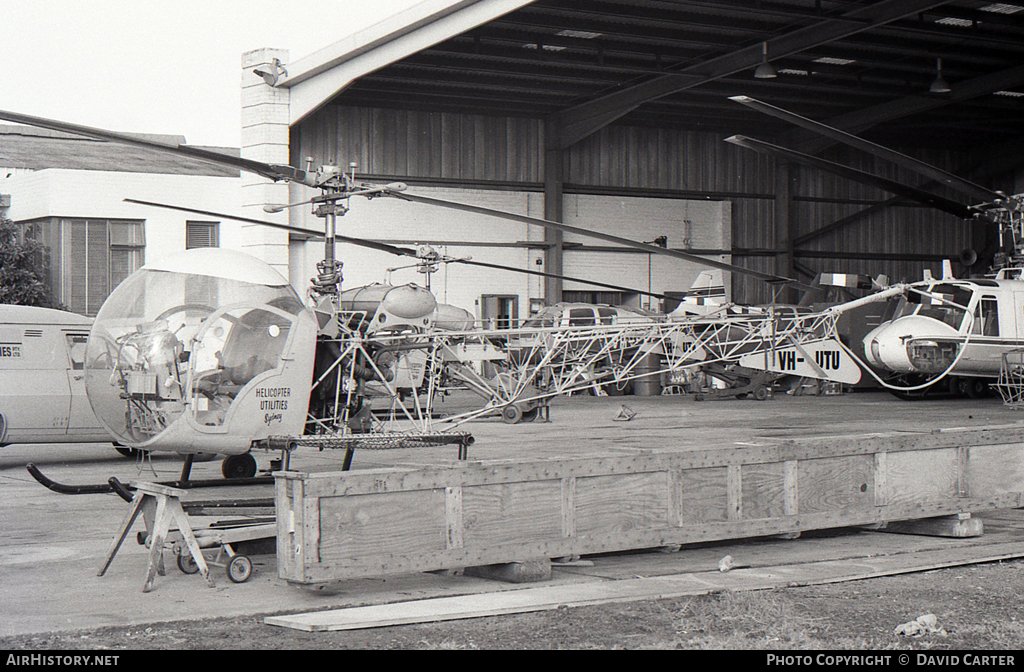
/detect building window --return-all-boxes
[183,221,220,306]
[24,218,145,316]
[186,221,219,249]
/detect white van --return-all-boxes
[0,305,111,446]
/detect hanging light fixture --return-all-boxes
[930,57,951,93]
[754,42,777,79]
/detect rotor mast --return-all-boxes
[308,162,361,304]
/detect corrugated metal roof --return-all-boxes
[0,125,239,177]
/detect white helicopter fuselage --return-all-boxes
[862,271,1024,379]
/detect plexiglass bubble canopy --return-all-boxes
[85,248,318,454]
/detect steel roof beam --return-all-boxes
[787,61,1024,154]
[551,0,954,148]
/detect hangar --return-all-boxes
[230,0,1024,323]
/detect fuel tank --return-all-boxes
[339,283,438,333]
[434,304,476,331]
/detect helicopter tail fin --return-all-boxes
[941,259,956,281]
[668,270,726,316]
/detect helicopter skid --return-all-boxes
[25,462,274,497]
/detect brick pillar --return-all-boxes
[240,48,291,277]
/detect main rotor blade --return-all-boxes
[125,197,428,257]
[0,110,307,184]
[725,136,980,221]
[452,258,673,301]
[123,199,328,237]
[383,191,806,287]
[124,198,663,297]
[729,96,999,204]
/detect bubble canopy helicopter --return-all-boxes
[84,248,318,476]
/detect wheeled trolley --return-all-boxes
[171,521,276,584]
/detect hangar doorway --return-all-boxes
[481,294,518,330]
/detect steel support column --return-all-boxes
[775,161,799,303]
[544,117,564,305]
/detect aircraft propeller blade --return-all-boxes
[724,136,982,222]
[729,96,1000,205]
[0,109,308,184]
[123,199,327,237]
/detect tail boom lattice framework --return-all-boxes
[306,304,861,435]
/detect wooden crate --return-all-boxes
[275,426,1024,585]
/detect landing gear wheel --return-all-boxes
[221,453,258,479]
[521,407,540,422]
[227,555,253,583]
[753,386,769,401]
[501,404,524,424]
[964,379,990,399]
[177,552,199,575]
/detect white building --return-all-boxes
[0,125,242,315]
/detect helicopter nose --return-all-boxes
[863,315,961,374]
[863,322,912,372]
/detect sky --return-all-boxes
[0,0,433,147]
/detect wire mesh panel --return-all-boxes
[994,350,1024,409]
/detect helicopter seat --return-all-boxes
[191,370,234,426]
[189,309,292,427]
[215,310,290,388]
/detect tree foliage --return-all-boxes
[0,216,60,308]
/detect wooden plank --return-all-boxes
[874,451,888,507]
[445,486,463,550]
[462,480,562,547]
[727,464,742,521]
[574,472,668,538]
[742,462,786,520]
[883,448,959,505]
[561,476,576,538]
[677,467,729,524]
[958,446,970,498]
[968,444,1024,496]
[798,455,874,513]
[883,514,984,538]
[317,489,447,566]
[667,469,683,527]
[784,460,799,516]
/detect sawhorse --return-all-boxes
[98,481,215,592]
